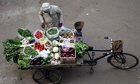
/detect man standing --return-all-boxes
[39,2,63,30]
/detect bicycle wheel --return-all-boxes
[109,53,139,70]
[47,69,62,84]
[32,69,46,84]
[32,69,62,84]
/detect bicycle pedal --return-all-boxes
[90,67,94,74]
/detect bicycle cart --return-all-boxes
[29,36,139,84]
[2,21,139,84]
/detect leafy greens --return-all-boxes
[18,54,31,69]
[75,41,89,57]
[3,38,22,63]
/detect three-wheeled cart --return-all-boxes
[10,21,139,84]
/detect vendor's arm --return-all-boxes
[38,8,44,23]
[39,8,45,28]
[55,6,63,24]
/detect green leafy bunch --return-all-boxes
[18,28,33,37]
[24,46,38,58]
[75,41,89,57]
[18,54,31,69]
[2,38,22,63]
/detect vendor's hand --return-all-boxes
[58,23,62,27]
[41,22,45,28]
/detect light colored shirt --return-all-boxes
[39,5,63,29]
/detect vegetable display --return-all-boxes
[2,27,88,69]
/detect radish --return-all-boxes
[62,46,70,52]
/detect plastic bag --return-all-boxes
[46,27,59,40]
[18,28,33,39]
[23,46,39,59]
[44,40,52,49]
[34,29,43,42]
[17,28,26,39]
[59,26,74,40]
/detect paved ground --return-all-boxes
[0,0,140,84]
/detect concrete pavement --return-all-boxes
[0,0,140,84]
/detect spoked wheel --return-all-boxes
[109,53,139,70]
[32,69,45,84]
[32,69,62,84]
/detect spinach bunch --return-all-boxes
[75,41,89,57]
[18,28,33,37]
[48,28,57,35]
[24,46,38,58]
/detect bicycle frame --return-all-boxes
[84,49,112,65]
[89,49,111,60]
[83,36,114,65]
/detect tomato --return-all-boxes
[34,42,44,51]
[35,31,43,39]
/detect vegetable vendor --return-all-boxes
[39,2,63,30]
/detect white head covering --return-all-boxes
[42,2,51,9]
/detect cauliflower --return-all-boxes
[51,60,59,65]
[46,49,51,54]
[54,53,60,60]
[53,47,59,53]
[52,40,59,47]
[22,38,29,45]
[50,53,54,57]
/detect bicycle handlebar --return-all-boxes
[104,37,113,42]
[104,37,109,39]
[104,37,113,51]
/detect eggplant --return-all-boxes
[29,39,35,44]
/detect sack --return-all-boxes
[112,40,123,53]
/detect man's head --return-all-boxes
[42,2,51,12]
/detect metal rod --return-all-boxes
[89,49,111,52]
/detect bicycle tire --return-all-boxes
[109,53,139,70]
[47,69,62,84]
[32,69,62,84]
[32,69,45,84]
